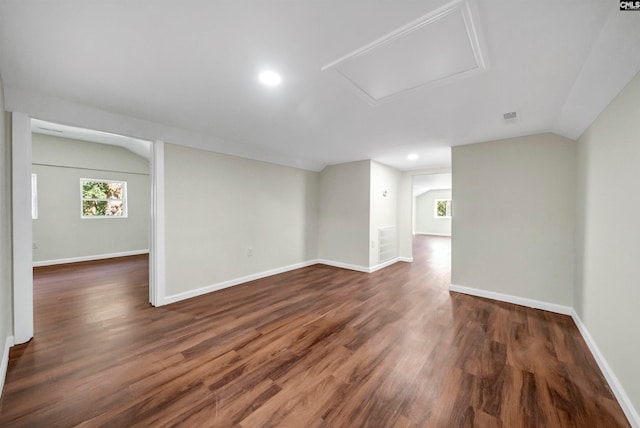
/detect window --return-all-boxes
[434,199,452,218]
[31,173,38,220]
[81,179,127,218]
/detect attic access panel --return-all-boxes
[323,0,486,104]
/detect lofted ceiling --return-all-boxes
[412,173,452,197]
[31,119,151,160]
[0,1,639,172]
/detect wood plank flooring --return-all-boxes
[0,236,630,427]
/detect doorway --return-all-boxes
[12,113,165,344]
[411,173,452,268]
[411,173,452,237]
[31,119,151,268]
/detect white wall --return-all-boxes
[451,133,576,306]
[0,76,13,387]
[369,161,400,267]
[164,143,319,297]
[415,189,452,236]
[318,160,370,268]
[32,134,150,263]
[576,71,640,414]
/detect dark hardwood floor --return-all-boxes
[0,236,630,427]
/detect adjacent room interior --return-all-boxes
[412,173,452,237]
[0,0,639,426]
[31,121,151,269]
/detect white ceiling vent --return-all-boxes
[503,111,518,123]
[322,0,487,104]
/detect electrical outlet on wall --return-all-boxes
[247,248,253,257]
[32,242,38,250]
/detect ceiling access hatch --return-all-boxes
[322,0,487,104]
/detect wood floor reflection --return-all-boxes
[0,236,629,427]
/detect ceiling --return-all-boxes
[32,119,151,159]
[1,1,639,172]
[413,173,452,197]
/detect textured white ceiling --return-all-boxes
[1,1,639,172]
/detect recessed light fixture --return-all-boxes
[259,71,282,86]
[408,153,419,160]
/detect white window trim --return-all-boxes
[80,178,128,219]
[434,198,452,219]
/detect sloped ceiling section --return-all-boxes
[31,119,151,160]
[413,173,452,197]
[553,10,640,139]
[0,1,638,171]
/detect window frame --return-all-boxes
[80,178,128,219]
[434,198,452,219]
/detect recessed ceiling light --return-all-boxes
[259,71,281,86]
[408,153,419,160]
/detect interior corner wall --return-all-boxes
[369,161,401,267]
[576,71,640,413]
[415,189,452,236]
[0,77,13,357]
[163,143,319,297]
[31,134,150,263]
[451,133,576,306]
[318,160,370,268]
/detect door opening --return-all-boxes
[12,113,165,344]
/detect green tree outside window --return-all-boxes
[81,179,126,217]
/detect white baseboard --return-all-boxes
[449,283,573,315]
[165,256,414,305]
[163,260,320,304]
[0,335,15,399]
[570,310,640,428]
[316,259,370,273]
[449,283,638,428]
[415,232,451,237]
[318,256,413,274]
[33,249,150,267]
[369,256,413,273]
